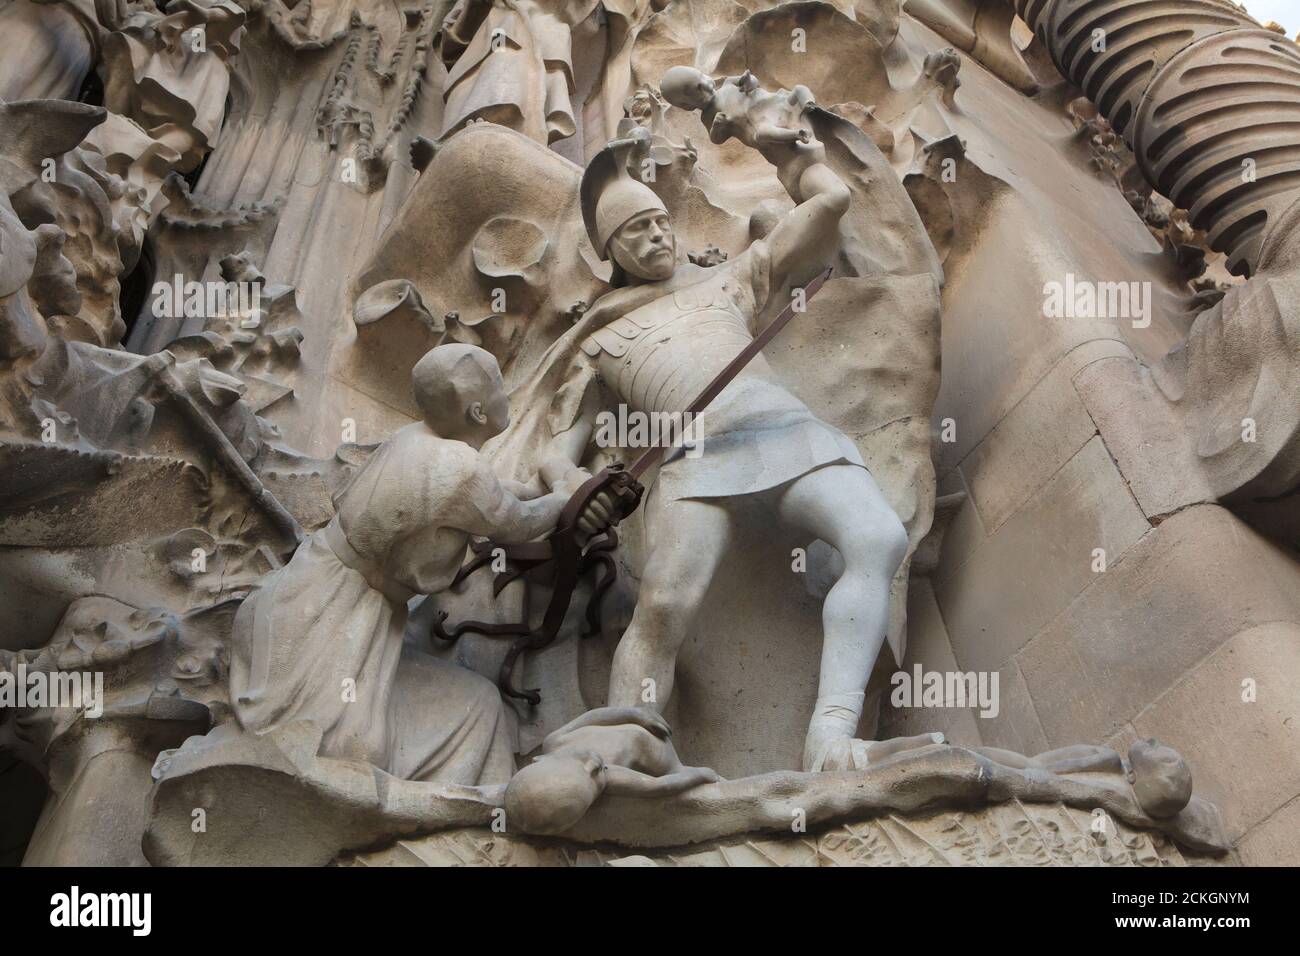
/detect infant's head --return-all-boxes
[660,66,717,111]
[1128,738,1193,818]
[504,750,607,835]
[411,343,510,443]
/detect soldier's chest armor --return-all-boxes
[581,279,748,359]
[581,277,755,412]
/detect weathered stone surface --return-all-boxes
[342,803,1216,867]
[973,658,1050,756]
[933,465,984,586]
[1236,796,1300,867]
[937,436,1150,673]
[960,339,1128,533]
[1129,623,1300,844]
[879,578,983,747]
[1074,354,1217,520]
[1018,506,1300,748]
[21,722,168,867]
[2,0,1297,868]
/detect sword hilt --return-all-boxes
[556,463,645,537]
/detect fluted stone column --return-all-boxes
[1013,0,1300,276]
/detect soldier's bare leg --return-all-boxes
[775,464,909,771]
[606,495,733,711]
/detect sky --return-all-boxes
[1243,1,1299,36]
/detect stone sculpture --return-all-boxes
[976,739,1194,819]
[2,0,1298,869]
[504,705,721,834]
[140,714,1226,865]
[229,344,610,781]
[438,0,654,146]
[491,122,910,773]
[659,67,827,198]
[1011,0,1300,509]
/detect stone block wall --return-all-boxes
[882,18,1300,864]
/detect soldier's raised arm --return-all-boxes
[764,162,850,294]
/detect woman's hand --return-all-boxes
[549,466,593,498]
[575,489,618,536]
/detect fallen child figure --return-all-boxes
[976,738,1193,819]
[145,723,1228,864]
[505,706,722,835]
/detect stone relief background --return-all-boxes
[0,0,1297,866]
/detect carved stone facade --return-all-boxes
[1,0,1296,867]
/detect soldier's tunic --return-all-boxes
[579,239,865,500]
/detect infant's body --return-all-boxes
[977,739,1194,819]
[554,719,679,777]
[661,66,831,201]
[504,707,721,834]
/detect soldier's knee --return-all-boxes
[838,508,908,578]
[878,512,909,574]
[637,579,706,635]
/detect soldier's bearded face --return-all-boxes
[609,210,676,281]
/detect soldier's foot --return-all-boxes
[803,691,867,771]
[802,731,851,772]
[802,732,947,772]
[864,732,947,763]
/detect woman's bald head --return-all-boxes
[411,344,510,443]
